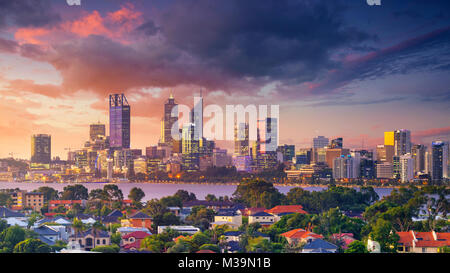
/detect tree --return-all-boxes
[205,194,218,202]
[199,244,220,253]
[368,218,399,253]
[35,187,59,202]
[233,179,284,208]
[103,184,124,203]
[89,189,107,200]
[174,190,197,202]
[167,240,191,253]
[0,225,26,252]
[128,187,145,203]
[13,238,51,253]
[344,240,368,253]
[91,245,120,253]
[61,185,88,200]
[185,206,216,230]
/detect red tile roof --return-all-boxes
[122,231,152,240]
[397,231,415,247]
[397,231,450,248]
[265,205,308,215]
[122,240,142,250]
[280,228,323,239]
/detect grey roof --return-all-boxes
[306,248,334,253]
[38,235,56,246]
[129,211,151,219]
[250,211,273,217]
[33,225,59,236]
[224,231,243,237]
[107,209,123,218]
[217,210,239,216]
[0,207,25,218]
[303,239,337,250]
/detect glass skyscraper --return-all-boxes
[31,134,51,165]
[109,94,131,149]
[161,93,178,144]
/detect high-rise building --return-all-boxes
[31,134,51,166]
[109,93,131,149]
[90,122,106,141]
[411,144,427,175]
[377,162,393,179]
[333,155,356,179]
[161,93,178,144]
[330,138,343,149]
[376,144,394,163]
[394,129,411,156]
[400,153,414,183]
[294,148,311,166]
[353,150,375,179]
[190,92,203,141]
[431,141,449,180]
[259,118,278,153]
[326,148,350,168]
[182,123,200,171]
[313,136,329,149]
[277,144,295,162]
[384,131,395,146]
[234,123,249,156]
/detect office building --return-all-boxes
[394,129,411,156]
[161,93,178,144]
[109,93,131,149]
[377,162,393,179]
[330,138,343,149]
[333,155,356,179]
[277,144,295,162]
[31,134,51,166]
[411,144,427,175]
[182,123,200,171]
[431,141,449,180]
[326,148,350,168]
[313,136,329,149]
[400,154,415,183]
[376,144,394,164]
[234,123,249,156]
[90,123,106,141]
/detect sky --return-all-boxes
[0,0,449,159]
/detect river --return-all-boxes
[0,182,394,201]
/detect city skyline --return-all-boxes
[0,0,449,159]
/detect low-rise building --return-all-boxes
[248,211,276,226]
[157,225,200,235]
[397,230,450,253]
[68,228,111,251]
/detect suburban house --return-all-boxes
[101,209,124,225]
[223,231,244,242]
[280,228,324,245]
[302,238,338,253]
[157,225,200,235]
[182,200,234,211]
[49,200,86,211]
[248,211,276,226]
[33,225,68,245]
[69,228,111,251]
[0,207,27,227]
[211,210,242,229]
[331,233,356,249]
[121,211,152,230]
[117,226,152,236]
[121,231,152,251]
[265,205,308,221]
[241,208,266,216]
[397,230,450,253]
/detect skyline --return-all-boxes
[0,0,450,159]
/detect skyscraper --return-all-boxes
[411,144,427,174]
[90,122,106,141]
[234,122,249,156]
[182,123,200,171]
[431,141,449,180]
[161,93,178,144]
[277,144,295,162]
[109,94,131,149]
[394,129,411,156]
[400,153,414,183]
[330,138,343,149]
[190,92,203,141]
[31,134,51,166]
[313,136,329,149]
[333,155,356,179]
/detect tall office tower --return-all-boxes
[31,134,51,166]
[312,148,327,164]
[400,153,415,183]
[234,122,249,156]
[294,148,312,166]
[258,118,278,153]
[431,141,449,180]
[313,136,329,149]
[326,148,350,168]
[113,149,133,172]
[394,129,411,156]
[109,93,131,149]
[330,138,343,149]
[384,131,395,146]
[333,155,356,179]
[376,144,394,163]
[411,144,427,174]
[277,144,295,162]
[182,123,200,171]
[190,92,203,141]
[161,93,178,144]
[354,150,375,179]
[393,156,401,179]
[90,122,106,141]
[212,148,230,167]
[377,162,393,179]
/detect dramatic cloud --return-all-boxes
[0,0,60,28]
